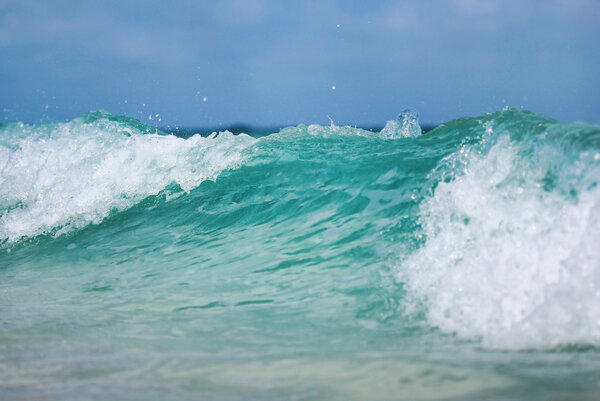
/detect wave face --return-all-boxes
[1,109,600,400]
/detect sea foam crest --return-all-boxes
[0,113,255,242]
[398,119,600,349]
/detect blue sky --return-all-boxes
[1,0,598,127]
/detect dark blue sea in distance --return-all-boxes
[1,108,599,400]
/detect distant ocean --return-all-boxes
[1,108,599,400]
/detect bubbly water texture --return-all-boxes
[0,111,255,241]
[399,118,600,349]
[1,108,600,400]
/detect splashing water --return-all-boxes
[1,108,599,400]
[380,108,422,138]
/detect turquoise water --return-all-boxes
[1,108,599,400]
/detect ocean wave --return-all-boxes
[0,110,424,244]
[2,108,599,352]
[398,109,600,349]
[0,111,255,242]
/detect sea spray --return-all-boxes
[380,108,422,139]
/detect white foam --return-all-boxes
[398,132,600,349]
[0,118,255,242]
